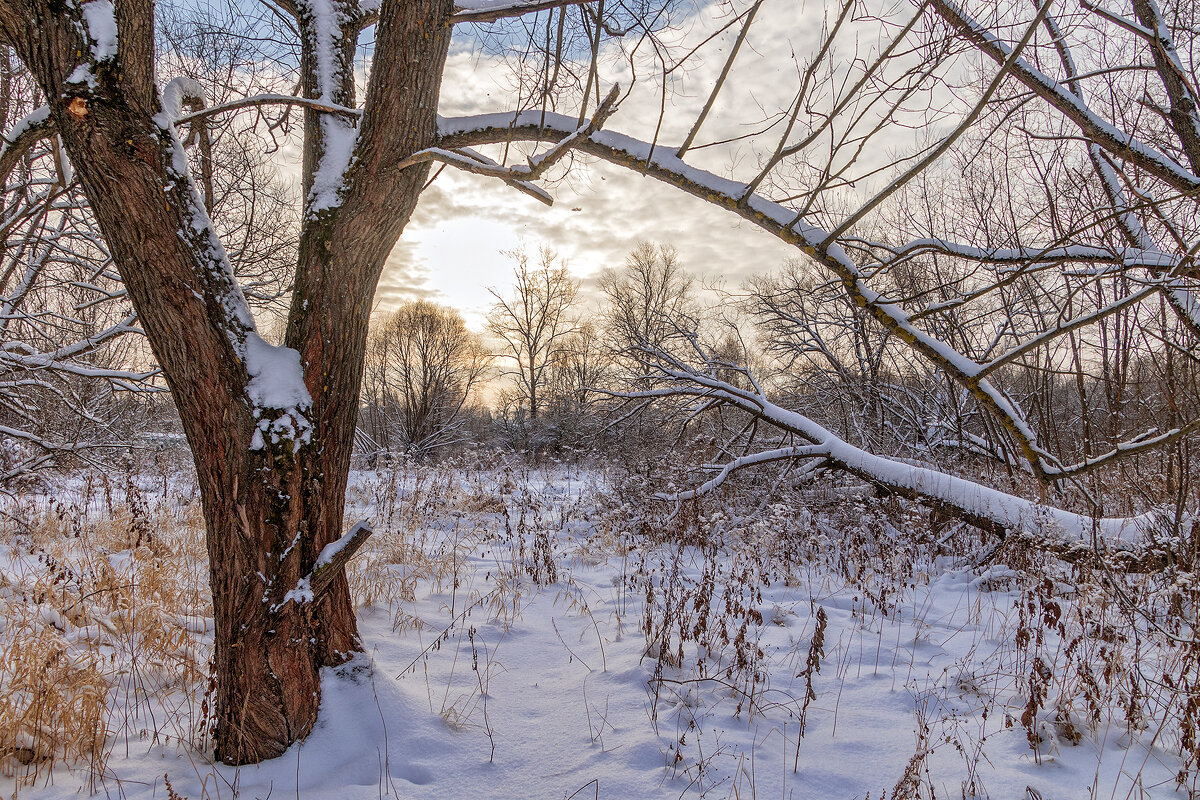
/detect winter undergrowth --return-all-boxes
[0,456,1196,799]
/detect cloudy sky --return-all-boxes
[372,0,839,330]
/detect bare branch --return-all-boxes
[823,0,1054,245]
[656,446,825,502]
[441,110,1060,482]
[401,85,620,203]
[452,0,596,25]
[931,0,1200,194]
[619,359,1177,571]
[174,93,362,127]
[676,0,762,158]
[0,106,53,184]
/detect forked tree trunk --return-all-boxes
[0,0,454,763]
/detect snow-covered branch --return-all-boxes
[451,0,595,24]
[439,110,1061,482]
[851,238,1189,276]
[1,102,160,483]
[272,521,373,612]
[173,93,361,127]
[656,446,826,503]
[0,107,54,184]
[617,356,1177,571]
[408,86,620,204]
[931,0,1200,194]
[396,146,554,204]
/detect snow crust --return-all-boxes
[309,117,358,214]
[298,0,359,215]
[244,333,311,411]
[65,64,96,87]
[273,577,314,612]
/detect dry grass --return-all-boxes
[0,623,108,782]
[613,467,1200,796]
[0,480,210,787]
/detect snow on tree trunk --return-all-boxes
[0,0,454,763]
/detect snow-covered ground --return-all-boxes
[2,463,1195,799]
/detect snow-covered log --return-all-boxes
[614,350,1183,572]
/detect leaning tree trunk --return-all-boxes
[0,0,454,764]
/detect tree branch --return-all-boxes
[930,0,1200,194]
[400,85,620,203]
[440,109,1060,483]
[0,107,54,185]
[616,361,1181,572]
[174,93,362,128]
[272,520,374,614]
[309,520,373,599]
[452,0,595,24]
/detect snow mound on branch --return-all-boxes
[2,107,50,147]
[244,333,311,410]
[244,332,313,451]
[454,0,545,13]
[160,77,205,123]
[297,0,359,216]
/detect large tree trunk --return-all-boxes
[0,0,454,764]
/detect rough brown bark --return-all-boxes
[0,0,454,764]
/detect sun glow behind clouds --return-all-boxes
[376,209,523,331]
[380,159,800,332]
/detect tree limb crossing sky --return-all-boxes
[375,1,827,329]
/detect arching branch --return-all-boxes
[0,106,54,184]
[440,110,1062,483]
[611,349,1180,572]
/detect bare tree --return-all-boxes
[487,247,579,424]
[361,300,488,458]
[591,242,703,474]
[0,49,154,487]
[155,0,300,312]
[599,241,697,379]
[531,0,1199,569]
[534,320,614,451]
[0,0,687,761]
[551,320,612,408]
[1,6,298,491]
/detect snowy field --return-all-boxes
[1,462,1196,799]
